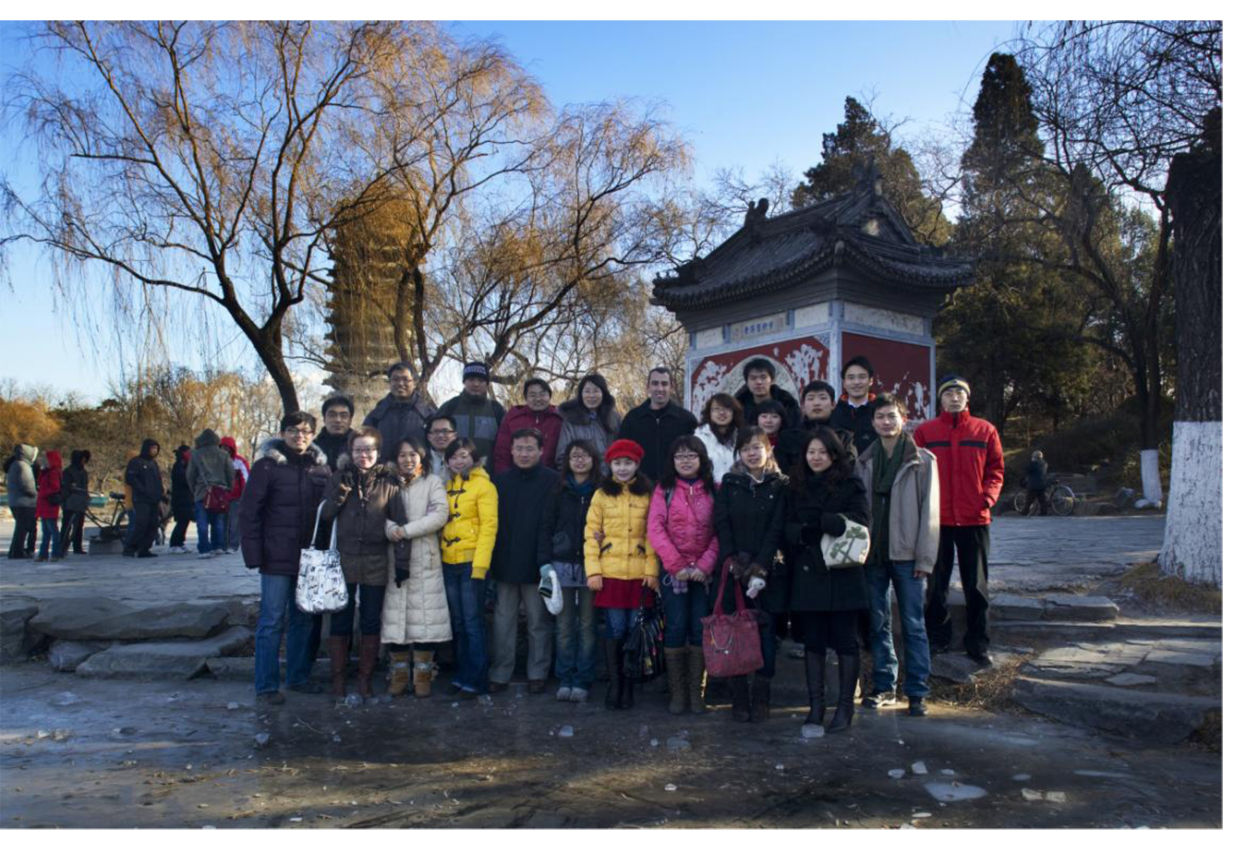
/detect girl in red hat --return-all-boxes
[584,438,659,710]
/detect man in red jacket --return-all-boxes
[913,375,1004,666]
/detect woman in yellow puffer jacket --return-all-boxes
[439,438,497,697]
[585,439,659,710]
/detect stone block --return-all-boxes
[991,594,1045,621]
[74,626,252,680]
[1042,594,1119,622]
[29,598,231,641]
[1106,673,1157,687]
[0,596,40,664]
[48,640,112,672]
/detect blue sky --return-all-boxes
[0,19,1021,404]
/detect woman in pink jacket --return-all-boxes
[647,434,718,715]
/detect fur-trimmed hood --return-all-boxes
[258,437,328,467]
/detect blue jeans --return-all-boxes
[603,607,640,640]
[554,585,597,689]
[254,573,315,694]
[443,563,489,693]
[38,517,62,559]
[661,578,708,648]
[867,560,932,698]
[194,501,227,554]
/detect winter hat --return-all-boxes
[604,439,644,465]
[462,361,489,381]
[937,375,971,399]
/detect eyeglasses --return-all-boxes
[673,453,699,461]
[389,377,414,385]
[429,428,455,436]
[352,447,378,455]
[285,428,314,436]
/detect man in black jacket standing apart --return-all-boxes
[488,428,560,694]
[618,366,697,481]
[124,438,164,558]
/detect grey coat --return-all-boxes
[856,438,940,574]
[554,402,621,469]
[5,445,38,508]
[187,429,235,501]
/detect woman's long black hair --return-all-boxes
[791,426,854,490]
[658,434,715,495]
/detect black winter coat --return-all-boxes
[617,399,698,481]
[492,464,560,583]
[784,472,871,612]
[828,402,877,456]
[313,428,356,472]
[125,441,164,505]
[61,463,90,513]
[537,479,595,566]
[239,439,330,577]
[363,393,437,461]
[170,459,194,517]
[736,384,804,431]
[713,470,789,614]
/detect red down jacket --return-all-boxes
[913,409,1004,527]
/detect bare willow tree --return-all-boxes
[1,21,417,413]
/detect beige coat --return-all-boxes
[380,473,452,645]
[856,437,940,574]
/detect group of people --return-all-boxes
[239,356,1005,729]
[4,446,91,561]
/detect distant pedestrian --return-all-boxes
[187,429,234,559]
[123,440,164,558]
[438,362,506,471]
[220,436,250,553]
[59,449,91,556]
[363,362,437,462]
[1021,450,1050,515]
[35,449,64,562]
[6,444,39,559]
[167,445,194,554]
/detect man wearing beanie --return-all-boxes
[913,374,1004,666]
[438,361,507,471]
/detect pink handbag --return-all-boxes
[700,569,764,678]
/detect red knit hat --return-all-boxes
[604,439,644,465]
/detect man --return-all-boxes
[124,438,164,558]
[492,378,563,474]
[735,357,803,430]
[774,380,837,473]
[240,411,332,705]
[618,366,697,481]
[313,394,357,470]
[827,355,878,455]
[914,375,1004,666]
[187,429,235,559]
[488,429,560,694]
[363,362,437,462]
[1021,450,1050,516]
[438,361,506,470]
[857,393,939,717]
[5,444,39,559]
[424,413,457,483]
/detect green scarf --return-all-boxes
[868,434,907,565]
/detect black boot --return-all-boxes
[827,654,860,733]
[750,674,771,723]
[603,638,622,710]
[729,675,751,722]
[619,640,635,709]
[804,651,826,725]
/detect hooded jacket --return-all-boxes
[440,466,498,579]
[239,438,329,577]
[363,392,437,462]
[913,408,1004,527]
[617,399,698,481]
[61,451,91,514]
[187,429,234,501]
[125,440,164,506]
[492,404,564,474]
[220,436,250,501]
[170,446,194,517]
[380,470,451,645]
[647,477,719,578]
[491,463,560,583]
[438,391,506,469]
[736,383,803,431]
[35,450,63,519]
[857,436,940,573]
[5,444,38,509]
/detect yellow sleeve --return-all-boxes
[471,480,499,580]
[584,494,603,579]
[641,496,659,579]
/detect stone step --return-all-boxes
[1020,639,1220,692]
[29,597,233,642]
[1011,675,1219,745]
[74,626,253,679]
[991,618,1221,644]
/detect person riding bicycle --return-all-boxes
[1020,450,1050,516]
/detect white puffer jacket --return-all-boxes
[380,473,452,645]
[694,423,737,487]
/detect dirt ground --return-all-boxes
[0,660,1221,829]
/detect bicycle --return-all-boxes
[84,492,130,542]
[1012,479,1076,516]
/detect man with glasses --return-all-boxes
[313,394,358,471]
[363,362,438,462]
[492,378,563,474]
[424,413,458,483]
[240,411,332,705]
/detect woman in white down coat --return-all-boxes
[694,393,745,486]
[381,437,451,697]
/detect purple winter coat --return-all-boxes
[239,438,331,576]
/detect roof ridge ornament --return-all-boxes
[851,156,884,198]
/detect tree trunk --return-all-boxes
[1158,114,1222,586]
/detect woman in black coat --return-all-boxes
[712,426,788,723]
[168,445,195,552]
[59,450,91,555]
[784,426,871,732]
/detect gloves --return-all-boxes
[746,577,766,599]
[334,477,352,505]
[394,566,410,587]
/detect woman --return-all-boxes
[712,426,788,722]
[381,438,450,697]
[694,393,744,486]
[35,450,64,562]
[439,437,498,698]
[647,435,718,715]
[168,445,195,554]
[783,427,871,732]
[59,450,91,556]
[555,373,621,471]
[538,439,603,702]
[239,411,331,704]
[320,427,411,703]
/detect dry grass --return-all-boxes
[1118,561,1222,616]
[927,656,1029,713]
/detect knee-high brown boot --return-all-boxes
[358,635,381,700]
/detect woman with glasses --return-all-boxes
[320,426,412,703]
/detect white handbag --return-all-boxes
[819,517,871,569]
[295,503,348,613]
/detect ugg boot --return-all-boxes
[729,675,751,722]
[603,638,622,711]
[357,635,382,700]
[327,635,350,700]
[804,650,827,725]
[664,646,689,715]
[827,654,860,733]
[750,674,771,723]
[686,646,707,714]
[387,649,411,697]
[412,650,437,697]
